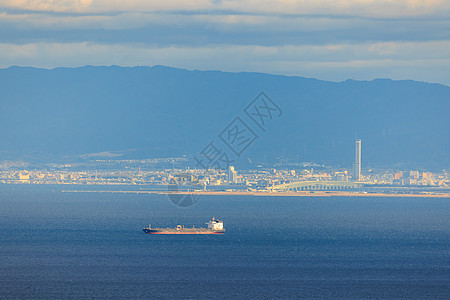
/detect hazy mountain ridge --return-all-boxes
[1,65,449,168]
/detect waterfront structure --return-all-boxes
[353,139,362,181]
[272,180,362,191]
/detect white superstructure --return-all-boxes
[207,217,224,230]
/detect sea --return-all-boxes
[0,185,449,299]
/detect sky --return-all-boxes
[1,0,450,85]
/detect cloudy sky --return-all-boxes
[1,0,450,85]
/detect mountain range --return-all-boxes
[0,65,449,169]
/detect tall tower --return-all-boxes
[228,166,237,184]
[353,139,362,181]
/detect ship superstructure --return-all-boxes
[143,218,225,234]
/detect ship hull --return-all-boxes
[143,229,224,234]
[144,231,224,234]
[143,218,225,235]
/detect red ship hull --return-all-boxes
[143,218,225,235]
[144,231,224,234]
[143,229,224,234]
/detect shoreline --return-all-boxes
[169,191,450,198]
[60,189,450,198]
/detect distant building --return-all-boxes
[394,172,403,180]
[333,172,348,181]
[18,173,30,183]
[409,170,419,179]
[228,166,238,184]
[353,139,362,181]
[422,172,432,179]
[401,177,411,186]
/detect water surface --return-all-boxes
[1,185,449,299]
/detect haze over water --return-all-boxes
[0,185,448,299]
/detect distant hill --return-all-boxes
[0,65,449,169]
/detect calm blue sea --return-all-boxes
[1,185,449,299]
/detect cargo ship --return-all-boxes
[143,217,225,234]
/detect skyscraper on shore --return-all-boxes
[353,139,362,181]
[228,166,237,184]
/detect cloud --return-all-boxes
[3,0,93,12]
[2,0,213,13]
[1,10,449,47]
[0,1,449,85]
[220,0,450,18]
[2,0,450,18]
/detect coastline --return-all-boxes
[169,191,450,198]
[60,189,450,198]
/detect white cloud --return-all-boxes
[0,11,357,32]
[3,0,93,12]
[2,0,449,18]
[2,10,449,41]
[2,0,214,13]
[0,11,173,30]
[221,0,450,18]
[1,1,449,85]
